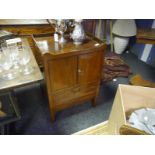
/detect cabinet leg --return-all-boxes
[9,123,16,135]
[91,97,97,107]
[6,124,10,135]
[50,110,56,122]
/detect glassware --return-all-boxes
[7,42,21,78]
[18,46,33,75]
[0,48,15,80]
[7,43,20,69]
[0,48,3,78]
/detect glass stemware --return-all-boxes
[7,43,20,69]
[2,42,21,78]
[0,48,3,77]
[0,49,15,80]
[0,39,34,80]
[18,46,33,75]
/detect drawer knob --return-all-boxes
[78,69,84,74]
[78,69,82,73]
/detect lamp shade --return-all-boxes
[112,19,137,37]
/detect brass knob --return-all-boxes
[78,69,82,73]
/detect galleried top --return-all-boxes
[33,34,106,58]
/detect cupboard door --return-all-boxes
[78,51,103,84]
[49,56,77,91]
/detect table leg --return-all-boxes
[0,125,5,135]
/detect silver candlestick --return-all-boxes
[56,19,67,44]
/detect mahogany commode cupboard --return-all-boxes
[33,35,106,121]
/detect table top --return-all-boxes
[0,19,49,26]
[0,38,43,91]
[33,34,106,59]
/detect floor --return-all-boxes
[13,51,155,135]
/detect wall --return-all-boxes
[83,19,111,44]
[84,19,155,68]
[130,19,155,68]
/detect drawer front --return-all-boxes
[53,83,98,104]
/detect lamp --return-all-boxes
[112,19,137,54]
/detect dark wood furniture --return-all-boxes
[0,19,54,35]
[33,35,106,121]
[136,28,155,44]
[0,19,55,67]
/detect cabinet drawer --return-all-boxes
[53,83,98,104]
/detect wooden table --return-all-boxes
[0,19,48,25]
[0,38,43,134]
[0,19,54,36]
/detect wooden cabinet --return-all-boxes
[33,35,106,121]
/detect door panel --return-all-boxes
[78,51,103,84]
[49,56,77,91]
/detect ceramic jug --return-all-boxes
[71,19,85,45]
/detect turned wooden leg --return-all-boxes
[91,97,97,107]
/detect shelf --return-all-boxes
[136,28,155,44]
